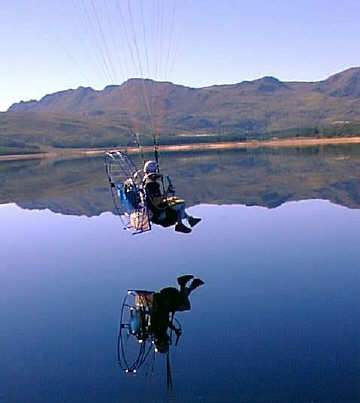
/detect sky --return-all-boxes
[1,0,360,111]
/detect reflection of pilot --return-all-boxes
[152,275,204,353]
[143,160,201,233]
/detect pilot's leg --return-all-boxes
[173,204,191,233]
[176,277,204,312]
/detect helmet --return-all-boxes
[143,160,158,174]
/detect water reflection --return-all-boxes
[1,144,360,215]
[1,201,359,402]
[118,276,205,390]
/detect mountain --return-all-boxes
[316,67,360,98]
[3,68,360,150]
[2,145,360,214]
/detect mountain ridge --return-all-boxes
[10,67,360,113]
[3,67,360,151]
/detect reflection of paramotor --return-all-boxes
[117,290,181,373]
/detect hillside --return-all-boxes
[1,145,360,214]
[2,67,360,152]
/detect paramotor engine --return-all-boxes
[117,289,182,373]
[105,150,151,234]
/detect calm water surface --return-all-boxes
[1,146,360,402]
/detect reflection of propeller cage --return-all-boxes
[105,151,151,234]
[117,290,182,373]
[117,290,155,373]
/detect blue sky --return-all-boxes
[1,0,360,111]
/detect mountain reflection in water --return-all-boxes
[1,194,359,402]
[1,144,360,214]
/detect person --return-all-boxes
[143,160,201,234]
[151,275,205,353]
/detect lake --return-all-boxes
[1,145,360,402]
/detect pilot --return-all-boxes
[143,160,201,233]
[151,275,204,353]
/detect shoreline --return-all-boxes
[1,136,360,161]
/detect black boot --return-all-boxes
[188,216,201,227]
[189,278,205,290]
[175,223,192,233]
[177,275,194,287]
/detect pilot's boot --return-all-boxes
[189,278,205,291]
[175,222,192,233]
[188,216,202,227]
[177,275,194,287]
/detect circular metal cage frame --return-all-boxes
[105,151,151,234]
[117,290,182,373]
[117,290,155,373]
